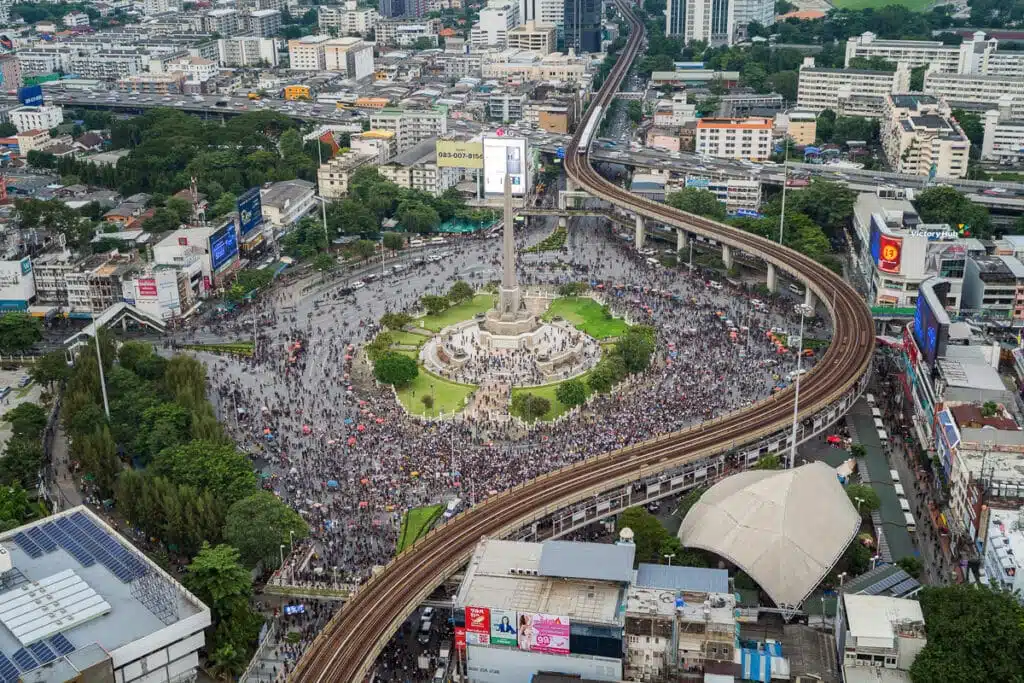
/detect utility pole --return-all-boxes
[93,328,110,419]
[778,140,789,245]
[787,304,808,470]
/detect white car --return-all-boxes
[350,281,366,290]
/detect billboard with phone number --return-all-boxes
[209,220,239,272]
[517,613,569,655]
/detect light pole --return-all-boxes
[871,554,881,570]
[787,303,810,470]
[289,529,295,554]
[854,496,865,515]
[279,543,285,570]
[838,571,848,588]
[311,196,330,250]
[93,328,110,419]
[663,553,675,566]
[778,140,789,245]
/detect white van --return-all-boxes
[433,667,446,683]
[890,469,900,483]
[899,497,911,513]
[418,620,432,645]
[894,483,905,496]
[707,281,723,291]
[904,512,916,532]
[788,283,804,295]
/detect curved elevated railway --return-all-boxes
[292,2,874,679]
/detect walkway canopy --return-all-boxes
[678,461,859,608]
[64,302,167,348]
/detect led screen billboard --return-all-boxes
[236,187,264,237]
[912,279,950,367]
[869,217,903,274]
[209,220,239,272]
[483,136,527,195]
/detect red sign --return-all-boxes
[465,606,490,635]
[137,277,157,298]
[454,627,466,652]
[203,275,211,290]
[878,234,902,274]
[178,237,188,246]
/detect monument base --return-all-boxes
[483,310,539,336]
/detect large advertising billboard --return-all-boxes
[483,136,527,195]
[489,608,518,646]
[912,280,950,367]
[137,277,158,299]
[870,218,903,274]
[517,613,569,655]
[466,641,622,683]
[437,140,484,169]
[465,606,490,646]
[18,85,43,107]
[236,187,264,238]
[209,220,239,273]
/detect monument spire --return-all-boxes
[498,170,521,318]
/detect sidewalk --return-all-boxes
[50,422,84,511]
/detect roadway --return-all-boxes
[291,0,874,680]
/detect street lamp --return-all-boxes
[871,554,881,570]
[778,140,790,245]
[838,571,848,588]
[289,529,295,554]
[663,553,675,566]
[311,195,330,250]
[279,543,285,570]
[787,303,811,470]
[854,496,865,514]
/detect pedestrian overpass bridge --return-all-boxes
[64,302,167,349]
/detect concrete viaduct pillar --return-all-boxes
[804,288,817,311]
[566,177,577,194]
[558,215,567,230]
[635,215,645,251]
[766,263,777,293]
[722,244,733,271]
[677,229,687,252]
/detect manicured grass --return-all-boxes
[182,341,254,357]
[389,330,428,347]
[510,372,593,422]
[831,0,931,9]
[392,349,419,360]
[420,294,495,332]
[397,503,444,552]
[541,297,630,339]
[394,366,476,417]
[525,226,567,253]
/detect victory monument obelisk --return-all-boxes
[484,162,537,336]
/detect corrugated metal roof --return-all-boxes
[634,564,729,594]
[538,541,634,583]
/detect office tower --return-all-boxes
[563,0,600,53]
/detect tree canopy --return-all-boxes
[224,492,309,569]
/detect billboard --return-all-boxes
[137,277,158,299]
[685,177,710,189]
[18,85,43,107]
[236,187,264,237]
[465,606,490,646]
[517,613,569,655]
[455,627,466,652]
[870,218,902,274]
[912,279,950,367]
[489,608,518,646]
[466,643,621,683]
[437,140,484,169]
[483,136,527,195]
[209,220,239,273]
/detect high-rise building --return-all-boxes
[379,0,404,19]
[536,0,563,30]
[666,0,685,36]
[731,0,772,33]
[667,0,733,45]
[563,0,600,53]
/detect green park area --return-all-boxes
[542,297,630,340]
[510,371,594,422]
[388,330,429,347]
[394,366,476,417]
[397,504,444,552]
[420,294,495,332]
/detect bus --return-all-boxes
[443,498,462,519]
[904,512,916,533]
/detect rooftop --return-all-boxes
[838,564,921,599]
[626,586,736,624]
[843,594,925,649]
[634,564,729,593]
[890,93,939,109]
[0,507,209,682]
[937,344,1006,392]
[260,179,314,209]
[538,541,634,584]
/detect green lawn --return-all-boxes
[395,366,476,416]
[392,349,419,360]
[510,372,593,421]
[542,297,630,339]
[831,0,931,9]
[420,294,495,332]
[389,330,428,347]
[397,504,444,552]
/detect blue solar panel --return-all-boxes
[41,521,96,568]
[13,532,43,558]
[49,634,75,656]
[0,654,19,683]
[28,641,55,665]
[69,513,149,580]
[26,526,56,552]
[12,648,36,672]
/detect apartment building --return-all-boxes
[923,70,1024,114]
[777,110,817,146]
[167,55,218,82]
[318,1,379,36]
[247,9,282,38]
[317,151,376,198]
[507,21,555,54]
[471,3,521,48]
[536,0,563,30]
[488,90,526,122]
[63,11,90,27]
[288,35,331,70]
[524,91,578,133]
[9,105,64,133]
[652,93,697,126]
[143,0,182,15]
[694,117,772,161]
[17,48,71,76]
[369,106,448,152]
[961,254,1024,320]
[117,72,187,94]
[324,37,375,79]
[796,57,910,116]
[845,30,1024,77]
[667,0,733,45]
[375,18,441,47]
[835,594,926,681]
[218,37,278,67]
[481,49,589,81]
[881,94,970,179]
[69,52,144,80]
[350,129,398,163]
[377,138,461,196]
[731,0,773,36]
[204,8,241,36]
[982,99,1024,164]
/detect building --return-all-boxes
[143,0,181,15]
[694,117,773,161]
[646,127,681,152]
[851,189,968,310]
[651,69,741,89]
[62,10,90,27]
[369,106,448,152]
[881,94,970,179]
[117,72,187,95]
[9,105,63,134]
[845,30,1024,77]
[166,55,218,83]
[630,173,667,202]
[378,137,461,196]
[379,0,404,18]
[218,37,279,67]
[777,110,816,146]
[796,57,910,116]
[982,511,1024,598]
[488,90,526,122]
[563,0,600,53]
[317,151,376,198]
[961,254,1024,320]
[472,3,521,48]
[923,71,1024,116]
[319,2,380,36]
[0,506,211,683]
[507,21,556,54]
[838,564,922,600]
[17,48,71,78]
[375,18,441,47]
[525,96,577,133]
[674,174,762,213]
[350,129,398,163]
[0,56,20,94]
[0,258,36,312]
[121,266,188,320]
[15,129,52,156]
[536,0,564,31]
[203,8,241,36]
[64,253,140,315]
[31,251,73,306]
[248,9,283,38]
[453,539,630,683]
[152,219,241,293]
[260,179,316,228]
[288,35,331,71]
[324,37,375,79]
[981,97,1024,164]
[667,0,733,45]
[69,52,143,81]
[731,0,773,38]
[834,594,926,683]
[481,49,589,81]
[653,94,697,127]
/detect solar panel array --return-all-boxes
[12,512,149,583]
[862,569,912,596]
[1,634,76,679]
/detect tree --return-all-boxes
[616,506,675,567]
[421,294,450,316]
[78,426,121,498]
[753,454,781,469]
[846,483,880,517]
[850,443,866,459]
[910,65,928,91]
[816,109,836,143]
[0,313,42,354]
[665,188,726,221]
[782,180,856,239]
[150,440,258,506]
[4,403,47,441]
[373,352,419,387]
[769,70,799,103]
[135,402,192,462]
[380,312,412,330]
[555,379,587,408]
[511,393,551,421]
[0,483,43,532]
[0,438,44,489]
[910,585,1024,683]
[353,239,377,260]
[0,122,16,137]
[312,252,336,273]
[447,280,474,304]
[897,556,923,579]
[843,540,872,575]
[210,192,237,218]
[952,109,984,146]
[398,201,440,234]
[382,232,405,251]
[615,326,656,374]
[981,401,999,418]
[224,492,309,569]
[915,186,991,238]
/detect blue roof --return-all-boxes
[634,564,729,593]
[538,541,635,583]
